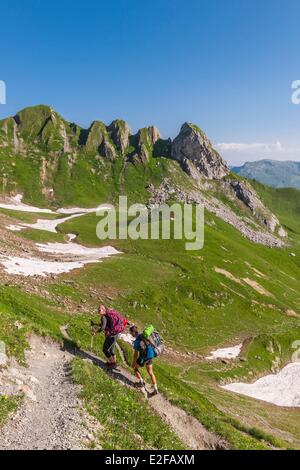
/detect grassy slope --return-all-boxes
[57,204,300,448]
[61,209,300,352]
[251,180,300,235]
[71,359,185,450]
[0,183,300,448]
[0,134,187,208]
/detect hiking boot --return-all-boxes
[106,361,117,370]
[135,380,146,389]
[147,386,159,398]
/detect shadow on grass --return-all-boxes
[61,336,136,388]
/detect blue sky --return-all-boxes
[1,0,300,164]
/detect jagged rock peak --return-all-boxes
[148,126,161,145]
[228,178,287,236]
[85,121,116,160]
[136,126,161,144]
[4,105,75,153]
[171,122,229,180]
[131,126,161,164]
[108,120,131,154]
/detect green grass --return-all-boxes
[2,105,300,449]
[0,208,58,222]
[71,358,185,450]
[0,396,20,426]
[19,229,65,243]
[0,286,66,359]
[251,180,300,235]
[54,193,300,448]
[0,178,300,448]
[59,208,300,352]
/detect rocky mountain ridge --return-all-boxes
[0,105,228,179]
[0,105,287,243]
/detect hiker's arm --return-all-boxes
[100,315,107,332]
[91,316,107,336]
[132,350,139,368]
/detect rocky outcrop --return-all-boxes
[131,126,161,164]
[2,106,74,154]
[100,139,116,161]
[85,121,106,152]
[147,180,286,248]
[171,123,229,179]
[228,179,287,236]
[85,121,116,160]
[108,120,131,154]
[148,126,161,145]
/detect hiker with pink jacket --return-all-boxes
[92,304,127,369]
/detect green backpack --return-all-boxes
[143,324,155,339]
[142,324,164,357]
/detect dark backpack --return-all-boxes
[105,308,127,336]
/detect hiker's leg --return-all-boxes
[109,335,118,364]
[146,363,158,394]
[133,363,143,381]
[133,362,145,387]
[146,363,157,386]
[102,337,110,358]
[103,336,116,364]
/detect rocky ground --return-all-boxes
[0,335,101,450]
[0,332,225,450]
[148,180,286,248]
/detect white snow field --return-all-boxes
[2,196,112,234]
[6,224,24,232]
[206,344,242,360]
[0,194,54,213]
[0,245,120,277]
[56,207,101,214]
[0,195,121,277]
[0,256,83,277]
[119,333,134,345]
[22,213,86,233]
[222,362,300,407]
[36,242,120,260]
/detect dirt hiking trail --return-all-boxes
[0,336,101,450]
[61,327,225,450]
[0,332,225,450]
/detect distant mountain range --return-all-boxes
[232,159,300,189]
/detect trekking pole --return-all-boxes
[90,320,96,351]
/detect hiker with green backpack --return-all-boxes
[129,324,164,395]
[91,304,127,369]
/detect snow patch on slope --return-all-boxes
[0,194,54,214]
[206,344,242,360]
[222,362,300,407]
[36,242,120,260]
[3,200,112,234]
[22,214,85,233]
[0,245,120,277]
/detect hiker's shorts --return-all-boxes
[103,335,118,358]
[137,357,153,367]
